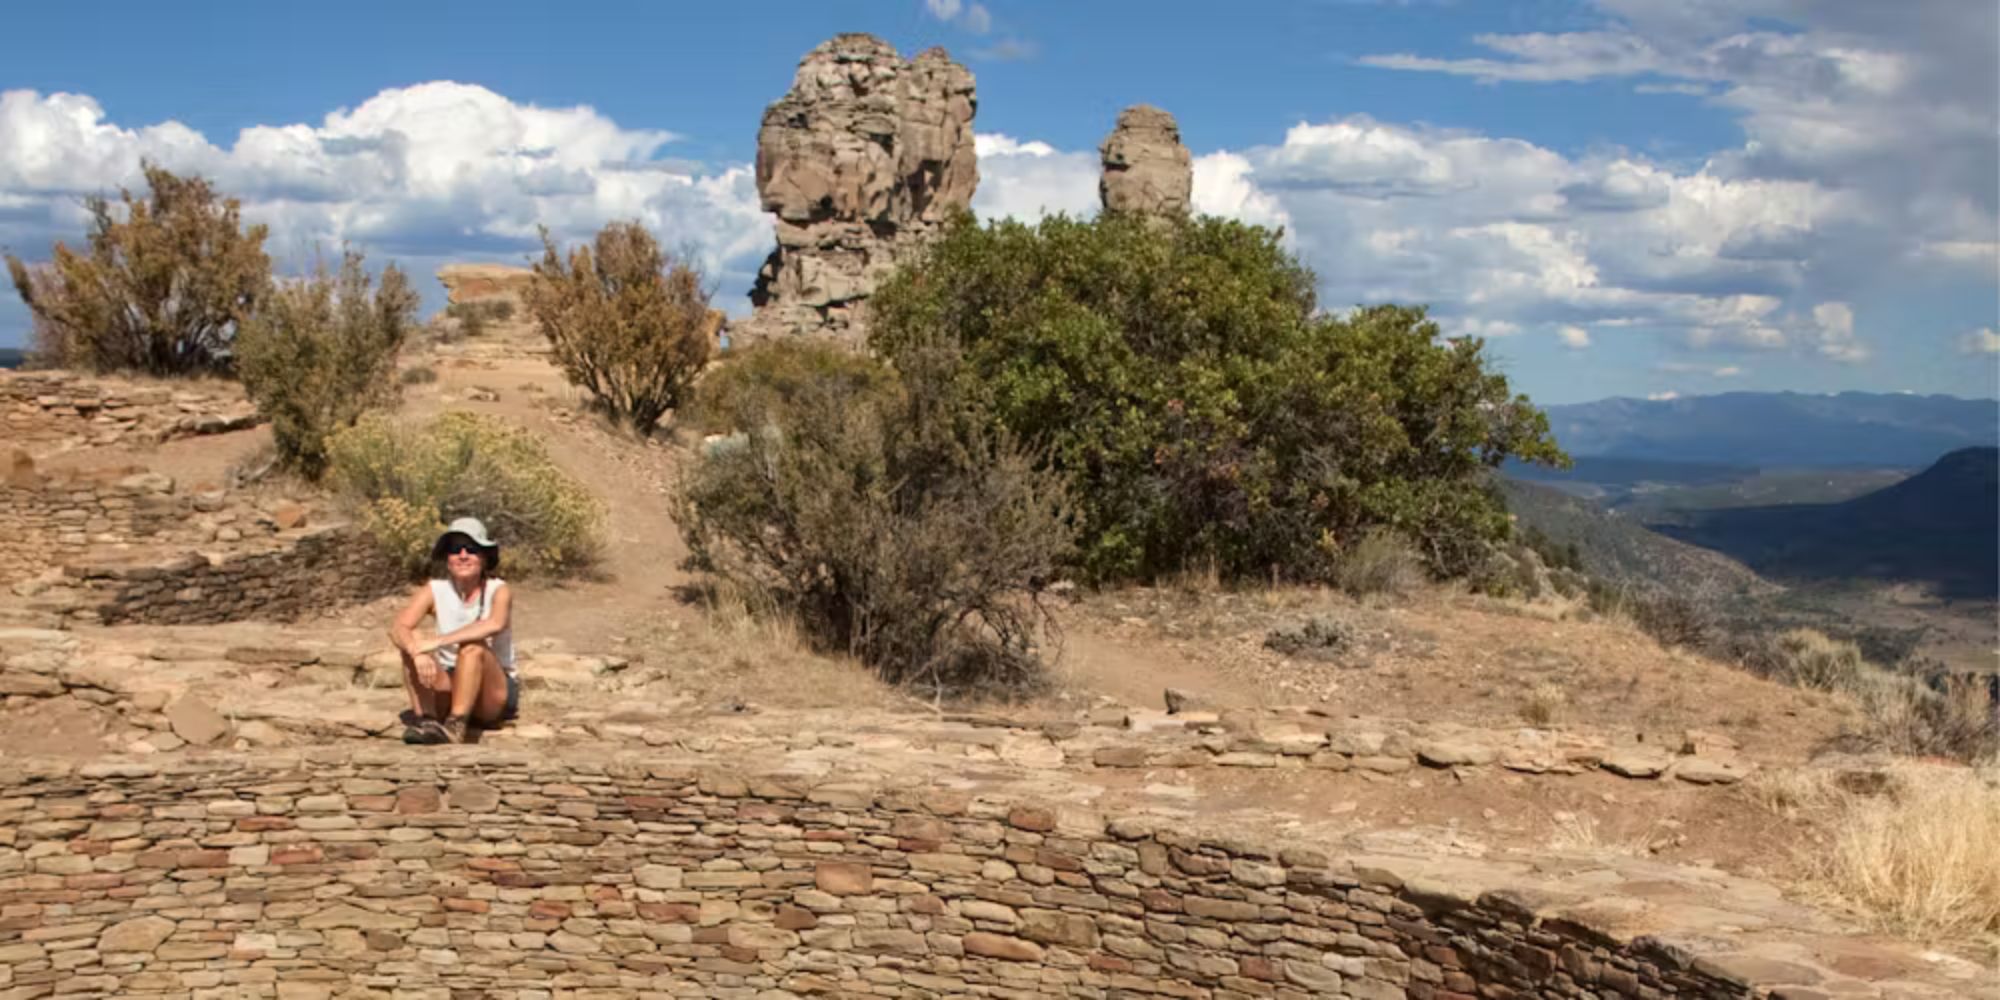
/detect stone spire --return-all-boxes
[735,34,979,343]
[1099,105,1192,219]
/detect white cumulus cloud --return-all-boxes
[0,83,770,320]
[1958,327,2000,354]
[924,0,993,35]
[1557,324,1592,349]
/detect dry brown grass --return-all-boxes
[1754,763,2000,945]
[1545,811,1669,856]
[1519,681,1568,727]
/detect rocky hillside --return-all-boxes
[1499,477,1771,599]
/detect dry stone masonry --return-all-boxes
[0,371,259,458]
[40,524,401,627]
[0,464,185,586]
[6,749,1980,999]
[734,33,979,344]
[1100,105,1193,219]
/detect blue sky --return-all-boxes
[2,0,1995,404]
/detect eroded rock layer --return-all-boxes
[736,33,979,343]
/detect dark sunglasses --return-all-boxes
[440,540,483,557]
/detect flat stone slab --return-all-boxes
[1673,756,1754,785]
[1601,748,1672,779]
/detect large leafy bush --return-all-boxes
[327,411,603,579]
[868,211,1567,582]
[5,165,271,375]
[235,252,419,479]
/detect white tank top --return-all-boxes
[429,578,515,676]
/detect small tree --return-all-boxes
[235,252,419,479]
[5,164,270,375]
[524,222,712,433]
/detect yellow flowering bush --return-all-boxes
[326,411,603,578]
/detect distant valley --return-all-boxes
[1507,390,1999,671]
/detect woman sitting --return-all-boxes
[389,517,519,744]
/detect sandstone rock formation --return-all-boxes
[735,34,979,343]
[437,262,727,353]
[437,263,534,312]
[1099,105,1192,219]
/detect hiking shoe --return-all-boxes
[440,716,470,745]
[402,719,448,745]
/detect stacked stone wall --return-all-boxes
[0,371,259,456]
[52,526,403,627]
[0,468,187,585]
[0,751,1778,999]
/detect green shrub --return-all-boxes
[525,222,712,433]
[868,211,1566,584]
[326,411,603,578]
[235,253,419,479]
[6,164,271,375]
[400,365,438,385]
[684,338,896,436]
[675,339,1073,691]
[445,299,515,337]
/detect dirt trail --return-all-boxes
[392,346,702,650]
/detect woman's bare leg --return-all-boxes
[448,644,511,725]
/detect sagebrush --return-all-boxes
[235,252,419,479]
[1333,529,1427,598]
[868,210,1566,584]
[5,164,270,375]
[676,339,1073,691]
[525,222,713,433]
[326,411,603,578]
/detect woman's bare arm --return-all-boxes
[389,585,434,654]
[415,584,512,653]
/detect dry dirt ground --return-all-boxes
[5,326,1991,967]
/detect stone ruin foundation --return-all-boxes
[0,369,401,628]
[1,745,1983,999]
[0,751,1798,999]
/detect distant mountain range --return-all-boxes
[1654,447,1999,600]
[1541,391,1999,467]
[0,348,25,370]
